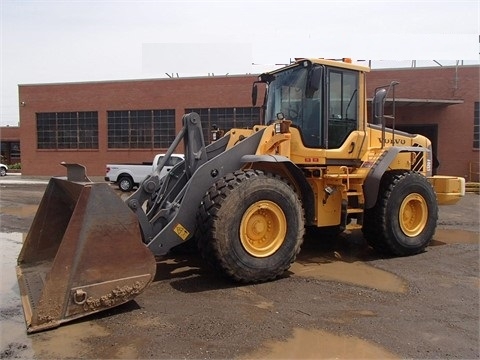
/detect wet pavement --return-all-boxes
[0,179,479,359]
[1,232,35,359]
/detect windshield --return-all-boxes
[265,66,308,125]
[265,65,323,147]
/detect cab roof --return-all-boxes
[307,58,371,72]
[271,58,371,74]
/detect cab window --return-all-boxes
[327,69,358,148]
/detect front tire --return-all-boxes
[197,170,305,283]
[363,170,438,256]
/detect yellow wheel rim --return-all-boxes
[399,193,428,237]
[240,200,287,258]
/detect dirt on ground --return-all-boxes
[0,181,479,359]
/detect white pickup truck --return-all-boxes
[105,153,185,192]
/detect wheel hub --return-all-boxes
[399,193,428,237]
[240,200,286,257]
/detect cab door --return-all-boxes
[325,68,359,148]
[324,67,365,162]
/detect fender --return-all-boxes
[364,146,431,209]
[241,154,316,226]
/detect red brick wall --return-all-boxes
[0,126,20,141]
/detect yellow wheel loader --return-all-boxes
[16,58,465,333]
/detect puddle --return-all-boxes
[243,327,398,359]
[1,232,34,358]
[290,260,407,293]
[432,229,479,245]
[0,204,39,217]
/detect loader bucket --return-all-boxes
[16,176,156,333]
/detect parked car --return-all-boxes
[105,154,184,192]
[0,163,7,176]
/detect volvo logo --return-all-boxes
[378,137,407,145]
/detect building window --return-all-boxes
[37,112,98,149]
[185,107,260,143]
[107,109,175,149]
[474,102,479,150]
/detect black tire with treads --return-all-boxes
[363,170,438,256]
[197,170,305,283]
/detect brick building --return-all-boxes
[5,64,479,180]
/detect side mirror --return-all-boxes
[252,83,258,107]
[372,88,387,124]
[306,66,322,98]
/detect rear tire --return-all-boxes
[197,170,305,283]
[118,176,134,192]
[0,166,6,176]
[363,170,438,256]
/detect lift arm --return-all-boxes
[125,112,266,256]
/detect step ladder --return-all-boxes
[345,190,364,230]
[325,166,365,230]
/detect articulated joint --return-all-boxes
[127,199,140,211]
[142,176,160,194]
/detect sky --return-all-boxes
[1,0,479,126]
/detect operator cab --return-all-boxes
[254,59,360,149]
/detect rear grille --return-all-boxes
[411,143,425,172]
